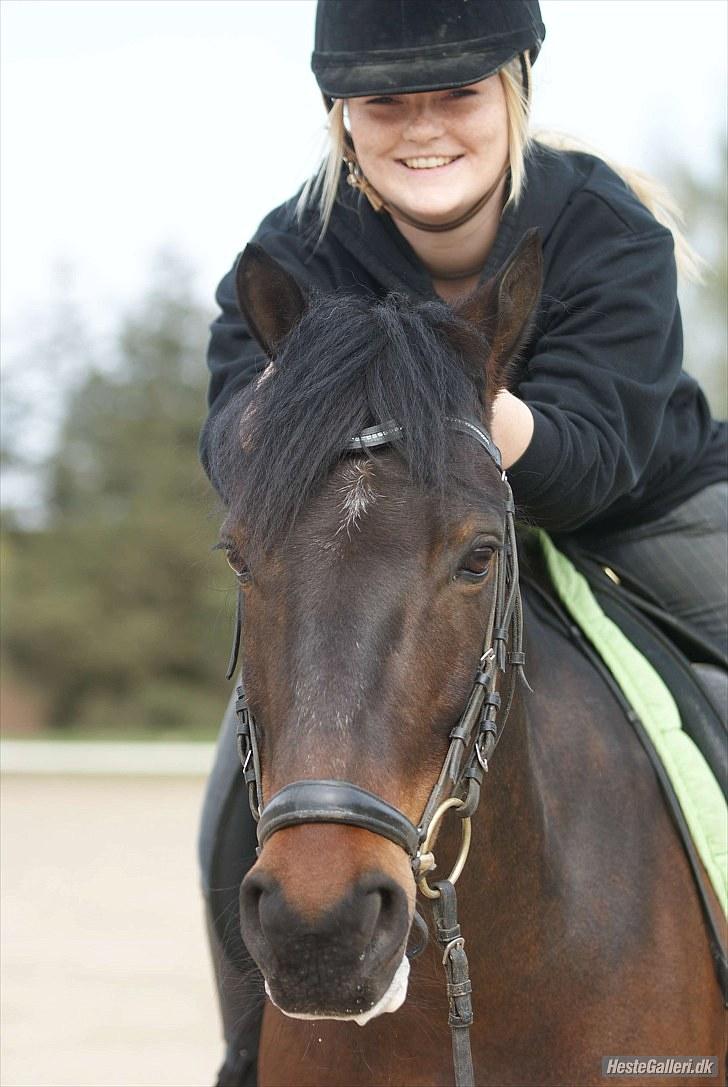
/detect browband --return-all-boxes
[347,416,502,469]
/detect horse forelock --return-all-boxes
[209,291,489,555]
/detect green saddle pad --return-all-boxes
[536,529,727,919]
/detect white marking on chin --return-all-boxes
[265,955,410,1027]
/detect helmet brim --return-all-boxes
[312,36,541,99]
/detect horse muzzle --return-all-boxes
[240,846,413,1020]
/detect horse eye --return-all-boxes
[225,549,250,583]
[459,546,494,579]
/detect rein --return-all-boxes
[227,416,524,1087]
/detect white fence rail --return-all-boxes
[0,739,215,776]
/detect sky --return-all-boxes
[1,0,726,495]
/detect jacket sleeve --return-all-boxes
[507,225,683,532]
[199,257,265,481]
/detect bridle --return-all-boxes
[226,415,525,1087]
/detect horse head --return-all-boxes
[209,231,541,1024]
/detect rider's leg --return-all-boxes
[199,691,263,1087]
[579,482,728,660]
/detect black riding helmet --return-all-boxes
[311,0,545,100]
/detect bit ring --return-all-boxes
[416,797,472,900]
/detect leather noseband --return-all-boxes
[257,780,421,857]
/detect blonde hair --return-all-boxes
[297,98,347,236]
[299,54,702,281]
[499,54,532,209]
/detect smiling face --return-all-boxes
[346,76,509,225]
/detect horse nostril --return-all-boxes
[362,872,406,909]
[361,874,409,951]
[373,882,395,934]
[376,884,396,924]
[241,868,266,903]
[240,868,274,943]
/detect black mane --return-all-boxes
[209,291,490,553]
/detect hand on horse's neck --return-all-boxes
[393,175,507,305]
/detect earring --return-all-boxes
[344,155,385,213]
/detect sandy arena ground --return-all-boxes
[1,773,224,1087]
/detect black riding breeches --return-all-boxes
[198,481,728,1084]
[576,481,728,660]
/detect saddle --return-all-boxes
[558,542,727,797]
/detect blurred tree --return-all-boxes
[1,262,94,528]
[2,255,234,734]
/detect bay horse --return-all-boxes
[208,233,724,1087]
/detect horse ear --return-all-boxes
[455,229,542,401]
[234,243,307,359]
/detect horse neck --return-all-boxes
[454,682,558,958]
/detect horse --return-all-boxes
[208,233,724,1087]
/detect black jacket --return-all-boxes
[202,143,726,534]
